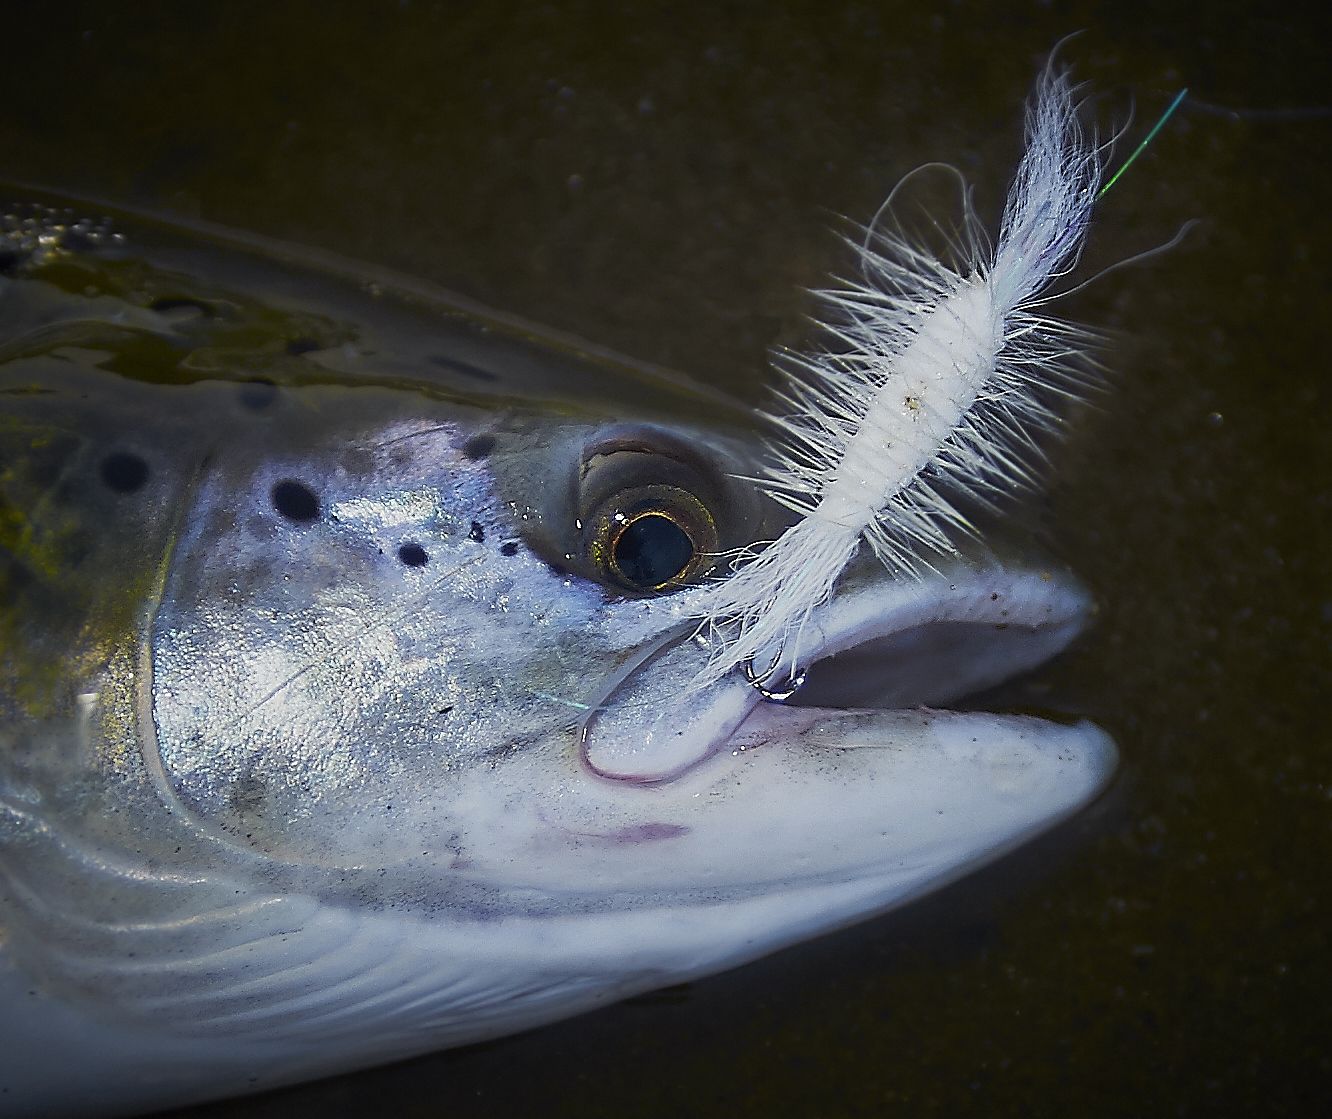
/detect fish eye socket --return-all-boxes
[588,485,717,593]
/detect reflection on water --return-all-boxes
[2,3,1327,1115]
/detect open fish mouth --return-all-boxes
[581,563,1099,784]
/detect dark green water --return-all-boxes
[3,3,1327,1115]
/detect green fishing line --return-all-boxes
[1100,88,1188,198]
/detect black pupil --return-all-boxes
[614,513,695,589]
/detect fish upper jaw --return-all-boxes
[580,563,1097,784]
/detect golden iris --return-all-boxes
[587,485,717,592]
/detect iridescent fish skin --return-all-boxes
[0,195,1114,1117]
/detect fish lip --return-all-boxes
[776,565,1092,710]
[581,564,1094,786]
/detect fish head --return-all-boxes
[143,379,1115,981]
[0,199,1115,1100]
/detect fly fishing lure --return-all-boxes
[694,62,1184,687]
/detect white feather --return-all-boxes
[694,62,1104,685]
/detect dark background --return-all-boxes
[3,2,1328,1115]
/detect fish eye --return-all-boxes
[546,426,756,596]
[586,483,718,593]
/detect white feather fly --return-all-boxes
[694,63,1106,686]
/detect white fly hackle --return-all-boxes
[994,68,1102,308]
[692,62,1104,688]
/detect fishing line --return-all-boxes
[1099,88,1188,197]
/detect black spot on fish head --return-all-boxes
[462,434,495,461]
[100,451,150,494]
[271,479,320,523]
[397,542,428,567]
